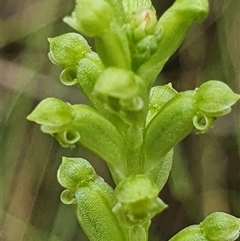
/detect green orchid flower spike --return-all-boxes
[27,0,240,240]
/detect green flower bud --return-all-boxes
[200,212,240,241]
[27,98,74,133]
[48,33,91,67]
[195,80,240,116]
[126,7,161,70]
[130,8,158,41]
[113,174,167,227]
[57,157,96,190]
[66,0,114,37]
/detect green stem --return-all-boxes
[126,124,144,174]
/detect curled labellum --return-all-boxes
[55,129,81,148]
[192,112,214,134]
[60,67,78,86]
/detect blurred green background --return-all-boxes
[1,0,239,240]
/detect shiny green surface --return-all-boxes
[1,0,239,240]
